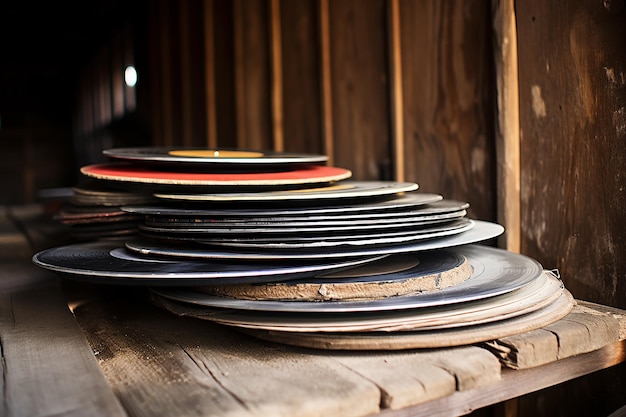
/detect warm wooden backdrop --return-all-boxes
[3,0,625,415]
[117,0,497,223]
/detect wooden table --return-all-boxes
[2,205,625,417]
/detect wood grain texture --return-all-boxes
[491,0,521,252]
[399,0,496,221]
[374,340,626,417]
[0,282,126,417]
[281,0,324,155]
[516,1,626,310]
[327,0,391,179]
[234,0,272,150]
[484,301,624,369]
[72,288,381,417]
[326,347,500,410]
[203,0,218,147]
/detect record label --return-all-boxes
[103,147,329,166]
[80,163,352,187]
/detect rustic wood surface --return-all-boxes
[0,266,623,417]
[398,0,495,220]
[0,279,126,417]
[516,0,626,311]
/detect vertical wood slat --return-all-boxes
[388,0,405,182]
[492,0,521,252]
[179,0,193,147]
[148,2,163,146]
[232,0,271,150]
[270,0,284,152]
[233,0,246,148]
[159,0,174,146]
[203,0,218,148]
[280,0,323,155]
[319,0,334,164]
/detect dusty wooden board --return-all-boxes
[324,346,501,410]
[0,281,126,417]
[482,301,626,369]
[374,340,626,417]
[71,288,380,417]
[69,285,502,417]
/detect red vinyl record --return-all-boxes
[80,163,352,187]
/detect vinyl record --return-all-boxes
[199,219,473,246]
[138,216,471,236]
[130,219,474,255]
[31,241,387,285]
[103,147,328,167]
[153,181,418,202]
[151,271,565,332]
[193,250,474,301]
[122,191,443,217]
[71,184,157,206]
[55,208,142,225]
[126,219,502,260]
[80,163,352,188]
[149,243,541,312]
[141,202,468,227]
[228,291,574,350]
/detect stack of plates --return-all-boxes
[33,147,573,350]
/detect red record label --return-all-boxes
[80,163,352,186]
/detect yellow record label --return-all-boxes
[168,150,264,158]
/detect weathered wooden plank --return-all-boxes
[0,281,126,417]
[484,301,625,369]
[327,0,391,179]
[280,0,324,155]
[233,0,272,150]
[399,0,496,221]
[326,346,501,410]
[516,0,626,311]
[491,0,521,252]
[71,288,381,417]
[374,340,626,417]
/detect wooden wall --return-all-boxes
[511,1,626,416]
[4,0,626,415]
[143,0,496,222]
[516,0,626,311]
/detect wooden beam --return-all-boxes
[159,0,174,146]
[270,0,284,152]
[203,0,218,148]
[319,0,334,164]
[492,0,521,252]
[179,0,193,147]
[388,0,405,182]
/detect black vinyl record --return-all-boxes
[139,200,469,227]
[137,217,471,236]
[122,191,444,217]
[103,147,329,168]
[150,244,545,313]
[32,241,386,285]
[125,219,503,260]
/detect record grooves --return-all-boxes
[32,146,574,351]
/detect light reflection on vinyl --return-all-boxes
[150,244,543,312]
[31,241,387,285]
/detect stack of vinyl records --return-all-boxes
[33,147,574,350]
[53,180,156,240]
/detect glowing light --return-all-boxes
[124,66,138,87]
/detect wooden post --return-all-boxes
[492,0,521,253]
[388,0,405,182]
